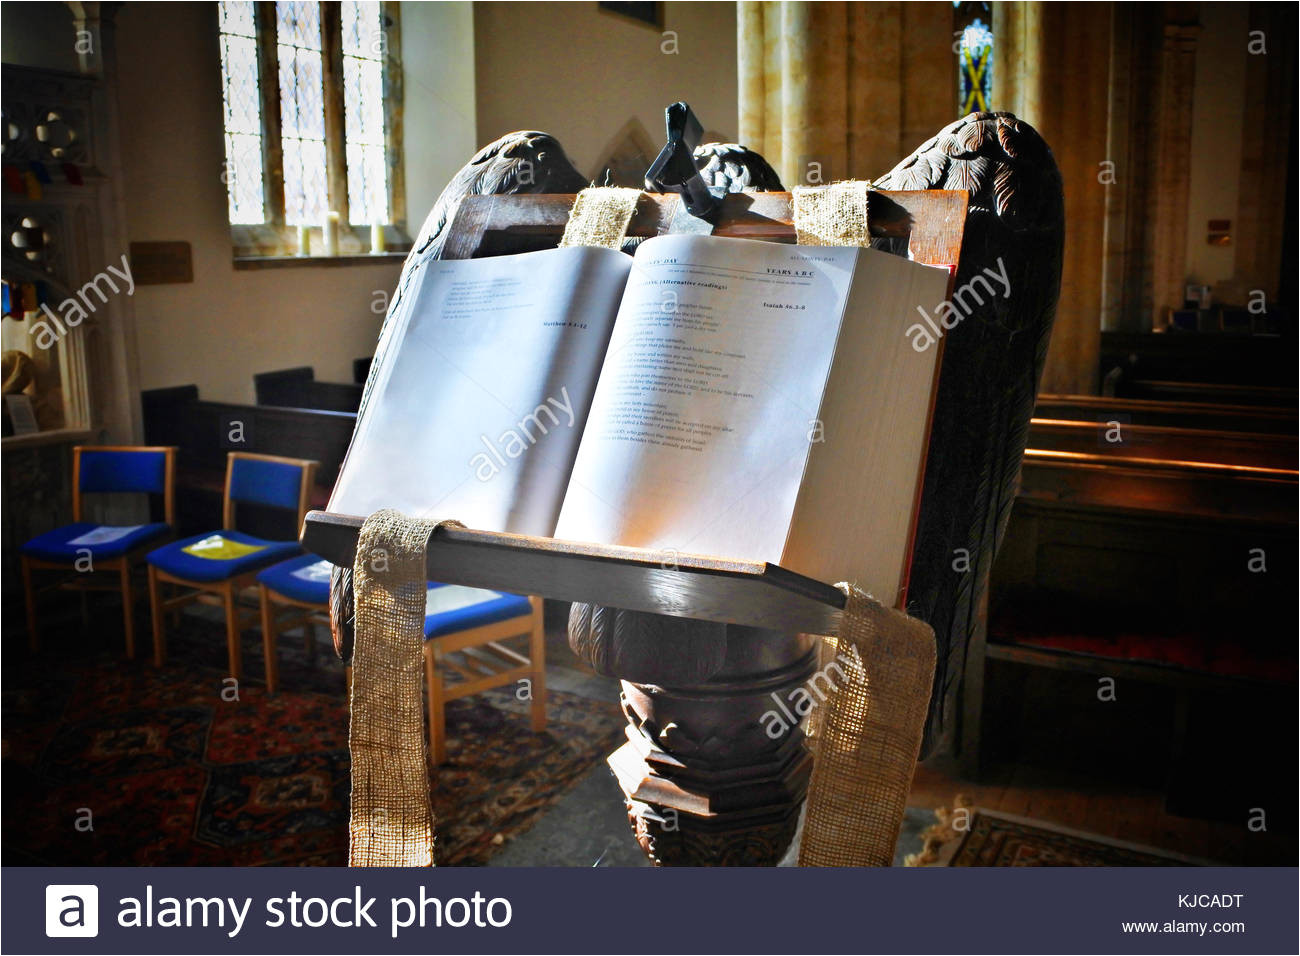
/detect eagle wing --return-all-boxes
[873,111,1065,755]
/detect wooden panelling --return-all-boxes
[1027,417,1297,470]
[1035,394,1297,434]
[253,366,363,412]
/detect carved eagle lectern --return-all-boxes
[332,113,1065,772]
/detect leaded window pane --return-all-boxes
[218,1,394,235]
[276,0,322,51]
[277,1,328,226]
[218,1,265,224]
[342,0,389,225]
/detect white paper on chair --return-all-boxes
[424,584,504,617]
[67,525,145,546]
[290,560,335,583]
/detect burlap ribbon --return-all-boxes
[558,186,644,249]
[791,182,934,867]
[348,509,460,867]
[798,585,935,867]
[792,181,871,246]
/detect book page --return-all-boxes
[554,235,858,562]
[782,248,952,604]
[329,245,632,535]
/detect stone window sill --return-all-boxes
[232,252,408,271]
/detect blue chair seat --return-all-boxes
[21,522,170,563]
[147,531,299,583]
[423,583,532,640]
[257,554,334,605]
[253,564,531,635]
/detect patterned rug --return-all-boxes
[2,609,624,866]
[934,809,1204,866]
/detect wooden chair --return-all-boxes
[20,445,176,657]
[255,554,333,694]
[338,585,546,764]
[147,451,317,679]
[421,588,546,764]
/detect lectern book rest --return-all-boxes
[328,232,951,608]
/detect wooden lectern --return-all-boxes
[303,188,967,866]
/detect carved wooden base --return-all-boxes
[621,792,804,867]
[607,628,818,866]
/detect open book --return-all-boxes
[330,235,951,606]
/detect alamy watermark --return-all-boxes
[469,386,576,481]
[759,644,862,739]
[31,253,135,350]
[905,256,1010,353]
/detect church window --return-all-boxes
[954,2,994,115]
[218,0,402,255]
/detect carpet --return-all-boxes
[926,808,1206,866]
[2,610,625,866]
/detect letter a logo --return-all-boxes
[45,885,99,937]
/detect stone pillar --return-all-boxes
[1234,2,1295,306]
[994,1,1110,395]
[1148,24,1200,327]
[738,1,953,187]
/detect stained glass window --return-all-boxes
[276,1,328,227]
[955,2,993,115]
[218,1,265,224]
[342,1,389,225]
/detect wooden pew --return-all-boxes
[962,420,1298,794]
[253,366,363,413]
[1119,379,1298,407]
[1026,419,1297,471]
[1100,330,1295,388]
[1035,393,1298,435]
[142,386,356,537]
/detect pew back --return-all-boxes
[142,386,355,537]
[253,367,363,413]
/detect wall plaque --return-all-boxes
[129,241,193,285]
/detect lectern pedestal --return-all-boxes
[609,625,818,865]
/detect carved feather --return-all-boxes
[875,111,1064,756]
[693,142,785,193]
[568,602,728,686]
[413,131,589,261]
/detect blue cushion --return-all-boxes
[257,554,333,605]
[229,458,305,511]
[254,567,534,635]
[423,583,532,640]
[21,522,170,562]
[80,450,167,495]
[147,530,299,582]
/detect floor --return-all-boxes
[912,657,1296,866]
[529,602,1294,866]
[7,595,1291,866]
[908,757,1290,866]
[486,607,649,866]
